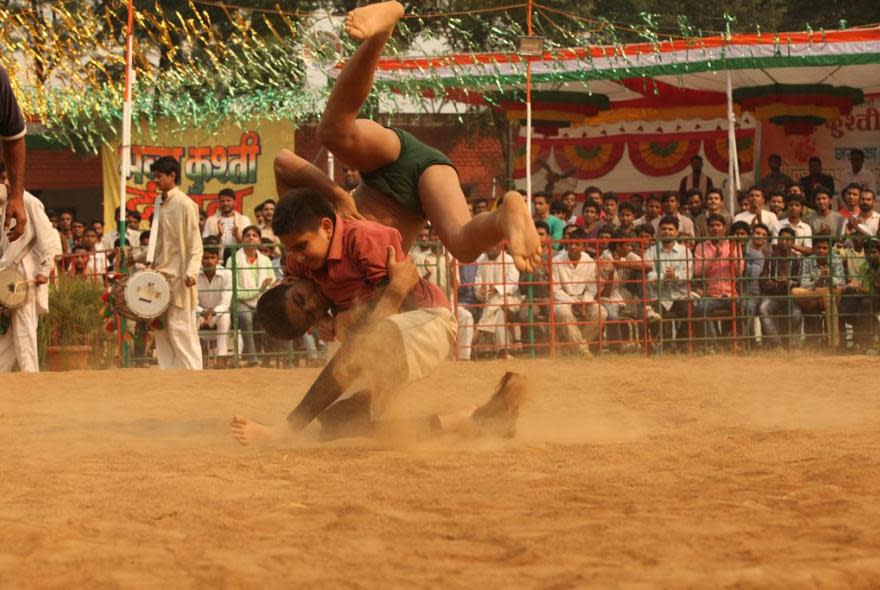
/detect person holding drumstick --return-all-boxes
[0,164,62,372]
[148,156,204,370]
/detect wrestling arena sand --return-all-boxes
[2,355,880,587]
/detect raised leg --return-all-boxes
[317,2,405,172]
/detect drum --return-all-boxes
[0,266,28,311]
[111,269,172,320]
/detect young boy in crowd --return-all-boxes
[758,227,802,348]
[778,194,813,255]
[230,188,524,444]
[791,237,846,347]
[617,201,636,234]
[271,1,541,273]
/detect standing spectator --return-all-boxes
[693,214,744,345]
[767,191,786,219]
[455,254,480,361]
[654,192,695,237]
[552,228,605,358]
[234,225,276,366]
[629,194,645,218]
[149,156,203,370]
[474,243,521,357]
[82,227,108,278]
[679,155,713,197]
[839,183,861,221]
[261,237,285,280]
[198,208,208,235]
[758,227,803,348]
[561,190,578,225]
[584,186,603,209]
[733,222,766,340]
[760,154,794,195]
[197,236,233,363]
[778,194,813,254]
[734,186,780,235]
[341,164,361,192]
[471,197,489,215]
[599,228,643,349]
[46,209,59,229]
[1,65,28,242]
[58,210,74,252]
[91,219,105,247]
[602,192,620,227]
[693,188,732,237]
[799,156,835,207]
[203,187,251,261]
[839,148,876,196]
[685,189,704,221]
[259,199,277,242]
[634,194,663,228]
[580,200,603,240]
[532,192,563,247]
[102,208,141,252]
[838,238,880,351]
[791,238,846,347]
[411,224,449,294]
[252,203,264,228]
[645,216,694,348]
[71,220,85,248]
[808,187,844,239]
[845,188,879,237]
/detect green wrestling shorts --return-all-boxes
[360,127,458,218]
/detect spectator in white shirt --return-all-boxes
[81,227,108,279]
[552,228,606,358]
[845,188,880,237]
[234,225,276,366]
[777,194,813,254]
[651,192,695,237]
[475,243,521,357]
[203,188,251,262]
[838,148,876,197]
[197,236,233,363]
[644,216,694,348]
[733,186,780,235]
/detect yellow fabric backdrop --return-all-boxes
[102,118,295,231]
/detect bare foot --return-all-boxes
[344,1,405,41]
[471,371,527,438]
[498,191,542,273]
[230,415,282,446]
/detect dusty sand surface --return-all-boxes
[2,355,880,588]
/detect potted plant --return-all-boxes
[40,274,105,371]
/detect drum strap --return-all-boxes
[146,195,161,265]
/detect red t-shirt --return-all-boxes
[286,215,449,312]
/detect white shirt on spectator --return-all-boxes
[203,211,251,245]
[650,213,695,237]
[599,250,641,304]
[197,267,233,315]
[475,250,520,301]
[644,243,693,308]
[412,245,450,297]
[850,210,880,236]
[102,227,141,251]
[733,209,780,235]
[552,249,598,303]
[85,250,109,277]
[233,248,275,306]
[777,218,813,248]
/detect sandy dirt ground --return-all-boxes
[2,355,880,588]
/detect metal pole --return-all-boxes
[118,0,134,367]
[327,150,335,181]
[725,69,739,217]
[525,0,534,211]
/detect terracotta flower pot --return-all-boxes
[45,345,93,371]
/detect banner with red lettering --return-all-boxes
[101,118,295,231]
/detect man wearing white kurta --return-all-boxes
[0,187,63,372]
[234,226,276,364]
[552,229,606,357]
[149,157,203,370]
[197,239,233,358]
[475,244,520,350]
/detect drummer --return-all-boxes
[148,156,203,370]
[0,163,62,372]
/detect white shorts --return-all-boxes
[385,307,457,381]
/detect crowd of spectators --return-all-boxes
[48,149,880,365]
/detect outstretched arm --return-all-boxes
[274,149,363,219]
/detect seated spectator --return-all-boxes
[758,227,803,348]
[234,225,276,366]
[808,186,844,239]
[634,194,662,228]
[633,223,655,256]
[552,228,605,358]
[71,220,85,248]
[778,194,813,255]
[602,192,620,227]
[102,208,142,252]
[66,244,91,276]
[617,201,637,234]
[736,191,750,214]
[591,224,614,259]
[517,221,553,351]
[455,255,480,361]
[734,186,780,235]
[91,219,105,248]
[732,222,765,339]
[599,229,643,350]
[411,224,450,294]
[562,223,579,243]
[197,236,233,363]
[684,188,704,221]
[474,243,521,358]
[261,237,284,280]
[629,193,645,218]
[644,216,694,349]
[791,237,846,347]
[693,214,744,346]
[837,231,868,346]
[549,199,569,227]
[767,191,786,219]
[198,208,208,235]
[561,190,578,225]
[838,238,880,351]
